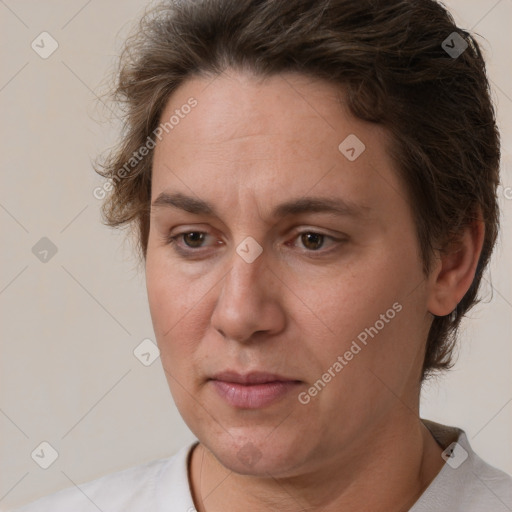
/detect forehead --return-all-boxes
[151,70,406,217]
[155,70,369,157]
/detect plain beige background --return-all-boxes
[1,0,511,509]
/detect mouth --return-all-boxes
[209,371,302,409]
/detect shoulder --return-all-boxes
[9,443,198,512]
[411,420,512,512]
[465,444,512,509]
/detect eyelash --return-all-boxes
[164,230,343,258]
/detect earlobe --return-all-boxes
[427,215,485,317]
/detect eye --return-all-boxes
[164,231,222,257]
[164,229,343,258]
[176,231,209,248]
[291,231,339,252]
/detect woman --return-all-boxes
[13,0,512,510]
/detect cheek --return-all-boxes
[146,256,189,359]
[146,250,197,331]
[297,243,424,373]
[145,251,215,371]
[298,256,399,339]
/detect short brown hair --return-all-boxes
[96,0,500,381]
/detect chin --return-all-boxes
[201,427,309,477]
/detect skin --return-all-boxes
[145,69,485,511]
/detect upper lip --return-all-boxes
[210,371,298,385]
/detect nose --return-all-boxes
[210,243,286,344]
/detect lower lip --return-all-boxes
[210,380,300,409]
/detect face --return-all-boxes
[146,70,433,477]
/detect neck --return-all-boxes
[189,413,444,512]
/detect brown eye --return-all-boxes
[182,232,207,248]
[300,232,325,250]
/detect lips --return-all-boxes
[212,371,295,385]
[209,371,301,409]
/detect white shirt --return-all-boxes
[10,419,512,511]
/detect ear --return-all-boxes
[427,211,485,317]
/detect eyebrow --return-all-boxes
[151,192,368,220]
